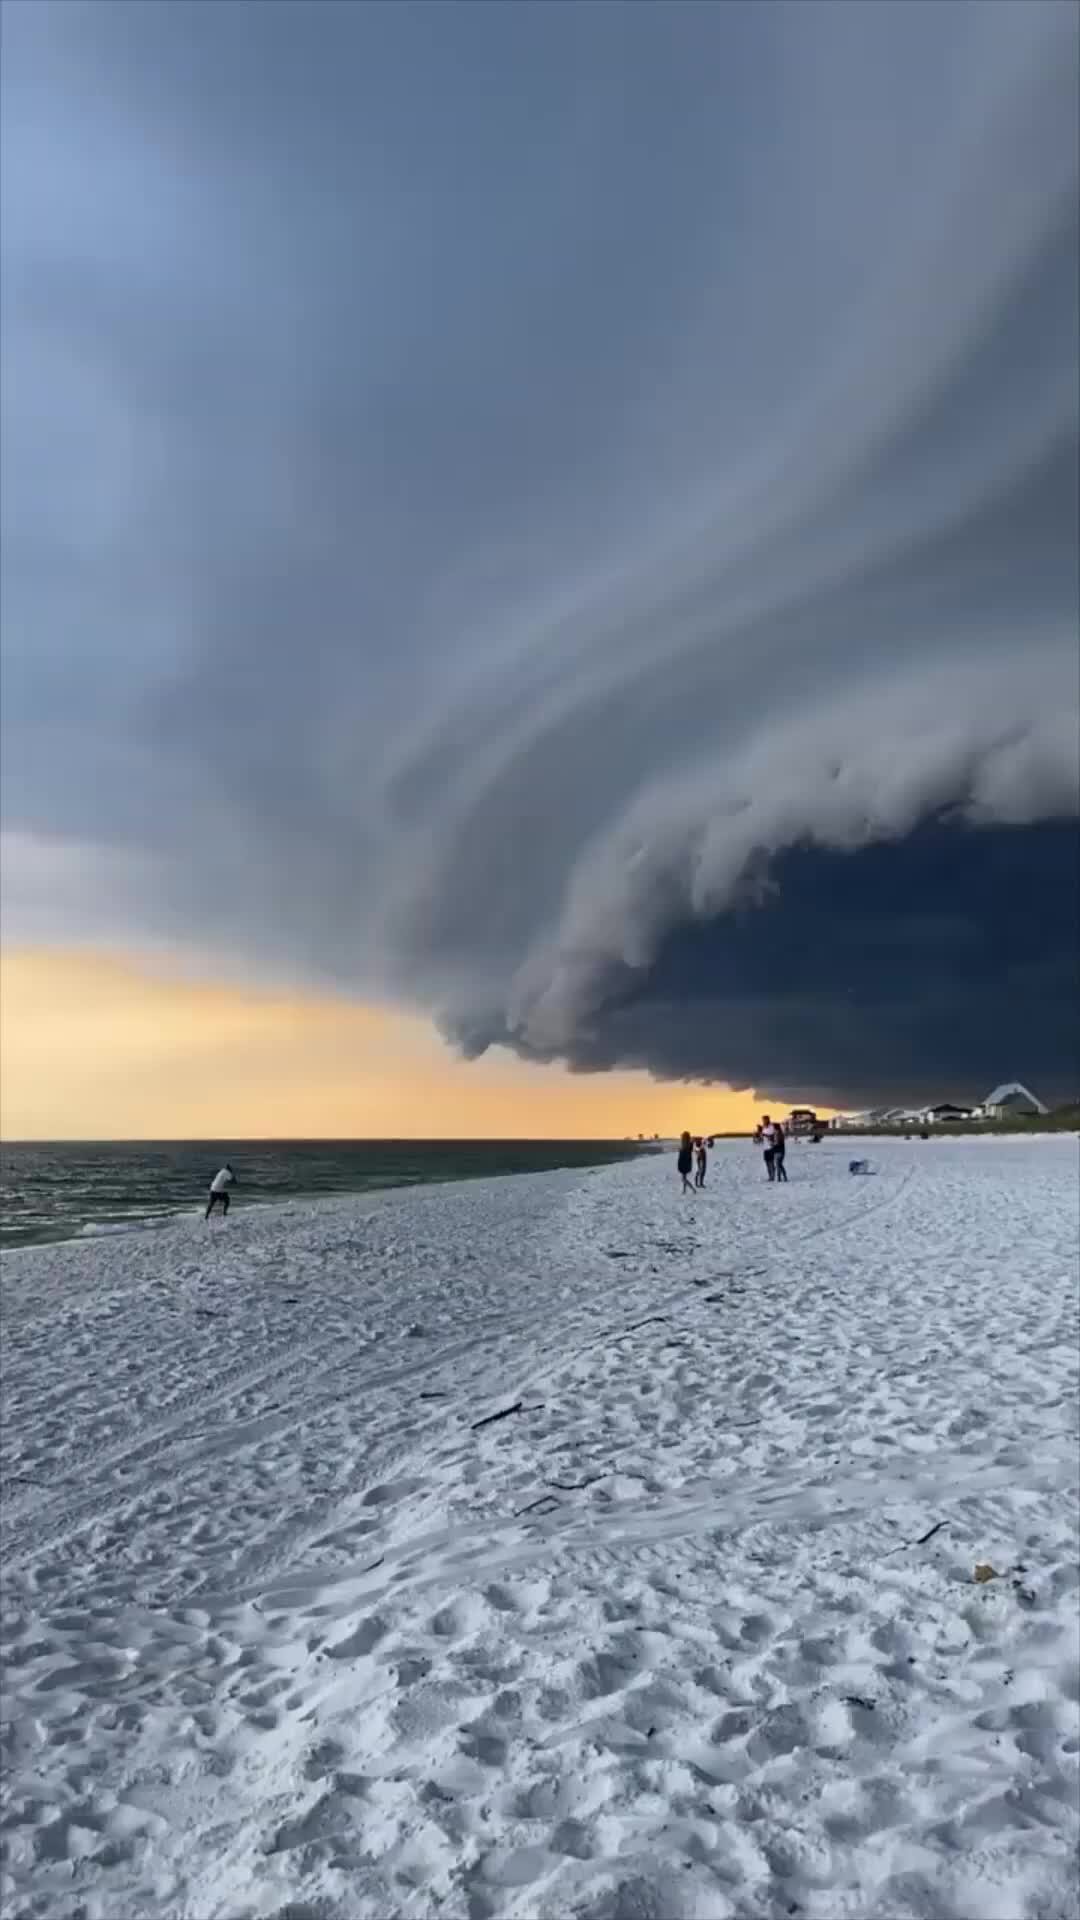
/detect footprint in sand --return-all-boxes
[326,1613,388,1659]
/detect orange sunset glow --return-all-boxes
[0,948,767,1142]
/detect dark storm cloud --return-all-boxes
[502,823,1080,1109]
[1,0,1077,1102]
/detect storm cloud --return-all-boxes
[2,0,1077,1106]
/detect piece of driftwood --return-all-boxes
[887,1517,947,1556]
[472,1400,524,1431]
[916,1519,947,1546]
[515,1494,561,1518]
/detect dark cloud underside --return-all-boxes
[540,824,1080,1106]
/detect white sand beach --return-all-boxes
[2,1137,1077,1920]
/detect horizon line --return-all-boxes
[0,1133,697,1148]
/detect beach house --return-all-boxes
[981,1082,1049,1120]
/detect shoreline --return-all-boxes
[7,1125,1075,1254]
[4,1126,1072,1260]
[0,1139,660,1258]
[1,1153,659,1272]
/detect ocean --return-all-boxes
[0,1139,649,1251]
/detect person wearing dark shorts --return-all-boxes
[205,1163,235,1219]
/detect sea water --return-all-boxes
[0,1139,647,1250]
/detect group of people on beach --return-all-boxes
[677,1118,788,1192]
[676,1133,709,1193]
[213,1127,791,1224]
[755,1115,788,1182]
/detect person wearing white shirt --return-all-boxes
[205,1163,236,1221]
[760,1118,778,1182]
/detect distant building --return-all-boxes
[982,1082,1048,1120]
[834,1088,1052,1128]
[786,1107,820,1136]
[832,1103,965,1129]
[923,1102,975,1125]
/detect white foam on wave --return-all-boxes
[73,1210,192,1240]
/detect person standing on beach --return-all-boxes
[772,1119,788,1183]
[760,1117,777,1182]
[205,1163,236,1220]
[695,1138,708,1188]
[677,1133,695,1194]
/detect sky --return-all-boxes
[0,948,736,1141]
[1,0,1077,1139]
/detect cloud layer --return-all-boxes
[2,1,1077,1104]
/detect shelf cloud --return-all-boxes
[2,0,1077,1104]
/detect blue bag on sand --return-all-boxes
[849,1159,871,1175]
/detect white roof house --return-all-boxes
[983,1082,1048,1116]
